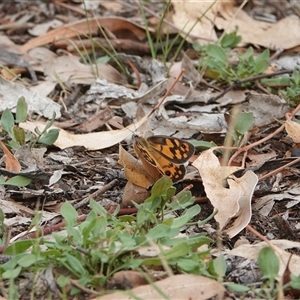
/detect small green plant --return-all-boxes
[226,246,300,299]
[138,0,216,65]
[0,176,217,297]
[0,96,59,150]
[280,70,300,106]
[0,208,8,247]
[232,112,254,147]
[194,30,270,85]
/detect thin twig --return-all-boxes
[70,279,99,295]
[74,179,119,209]
[259,157,300,182]
[228,102,300,166]
[208,70,293,103]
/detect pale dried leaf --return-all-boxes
[119,145,155,189]
[28,19,63,36]
[121,181,150,207]
[285,120,300,143]
[0,77,61,119]
[107,270,148,290]
[20,112,150,150]
[241,94,289,127]
[30,81,58,97]
[0,140,21,172]
[0,199,34,215]
[20,17,147,53]
[93,274,225,300]
[224,171,258,238]
[171,0,300,49]
[42,55,126,86]
[192,149,241,229]
[230,240,300,276]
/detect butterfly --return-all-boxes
[133,135,195,183]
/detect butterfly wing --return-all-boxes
[146,136,195,164]
[133,135,190,182]
[133,136,157,166]
[155,157,186,182]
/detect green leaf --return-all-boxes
[225,283,250,293]
[147,224,170,240]
[192,42,202,52]
[256,49,270,63]
[1,108,14,133]
[1,254,24,271]
[2,266,21,279]
[89,199,107,215]
[207,44,227,62]
[168,191,195,210]
[254,60,269,74]
[177,257,199,272]
[96,56,110,64]
[240,47,253,60]
[12,126,25,145]
[170,205,200,228]
[15,96,28,123]
[165,241,190,259]
[60,202,78,226]
[0,208,4,223]
[17,254,40,267]
[4,240,34,255]
[290,274,300,289]
[64,253,86,276]
[136,206,155,225]
[1,176,31,187]
[43,112,56,131]
[234,112,254,135]
[38,129,59,145]
[150,176,173,198]
[213,254,227,279]
[258,247,279,281]
[220,30,242,48]
[7,139,21,150]
[0,175,6,185]
[57,275,71,288]
[192,140,216,149]
[29,212,42,230]
[34,127,42,135]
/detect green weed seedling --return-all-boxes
[225,246,300,299]
[280,70,300,106]
[0,96,59,187]
[260,69,300,106]
[1,96,29,150]
[232,112,254,147]
[0,96,59,150]
[0,176,220,297]
[194,30,270,85]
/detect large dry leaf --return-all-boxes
[240,94,289,127]
[118,145,158,189]
[20,17,146,53]
[42,55,126,85]
[20,113,150,150]
[193,149,258,237]
[0,140,21,172]
[285,119,300,143]
[230,240,300,276]
[0,199,34,215]
[171,0,300,49]
[224,171,258,238]
[193,149,240,228]
[93,274,225,300]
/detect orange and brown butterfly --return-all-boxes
[133,135,195,183]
